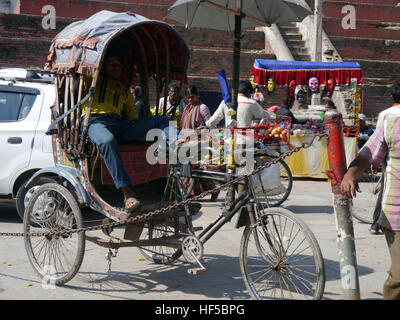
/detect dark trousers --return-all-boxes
[85,114,173,189]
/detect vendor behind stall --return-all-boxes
[276,97,300,124]
[358,113,374,149]
[320,100,336,121]
[206,80,273,128]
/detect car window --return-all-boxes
[0,91,37,122]
[18,94,37,120]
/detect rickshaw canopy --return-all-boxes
[251,59,363,87]
[45,10,190,86]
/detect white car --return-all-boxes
[0,68,55,219]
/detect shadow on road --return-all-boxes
[284,205,334,214]
[0,203,20,223]
[324,257,373,282]
[63,254,250,300]
[59,252,374,300]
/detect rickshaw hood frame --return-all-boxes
[45,10,190,82]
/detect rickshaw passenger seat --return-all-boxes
[99,141,168,186]
[118,140,154,151]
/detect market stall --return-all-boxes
[285,135,356,179]
[251,59,363,178]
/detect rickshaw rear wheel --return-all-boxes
[137,221,183,264]
[24,183,85,286]
[137,172,188,264]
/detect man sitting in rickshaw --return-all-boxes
[81,54,180,213]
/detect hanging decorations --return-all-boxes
[266,77,276,95]
[288,79,296,99]
[251,59,363,86]
[296,88,307,108]
[323,78,335,98]
[249,74,257,90]
[308,77,319,94]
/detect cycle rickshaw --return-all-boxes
[22,10,325,300]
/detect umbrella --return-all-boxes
[166,0,312,115]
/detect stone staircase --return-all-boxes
[278,22,311,61]
[273,21,356,124]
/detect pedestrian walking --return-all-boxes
[341,80,400,300]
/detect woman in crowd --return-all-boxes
[181,85,211,129]
[180,85,219,200]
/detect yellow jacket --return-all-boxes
[81,75,137,119]
[151,106,181,126]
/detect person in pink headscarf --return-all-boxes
[267,105,279,113]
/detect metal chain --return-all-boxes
[1,132,328,238]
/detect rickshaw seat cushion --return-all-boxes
[118,141,154,152]
[101,142,167,185]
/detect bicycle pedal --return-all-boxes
[101,218,114,236]
[188,267,206,275]
[151,254,163,264]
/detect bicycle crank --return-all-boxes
[181,235,206,275]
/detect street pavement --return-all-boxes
[0,179,389,300]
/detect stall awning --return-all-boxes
[251,59,363,86]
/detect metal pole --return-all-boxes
[313,0,323,61]
[324,109,361,300]
[231,15,241,111]
[228,0,243,116]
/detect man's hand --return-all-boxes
[340,172,361,199]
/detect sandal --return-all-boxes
[124,195,141,212]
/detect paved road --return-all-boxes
[0,180,388,300]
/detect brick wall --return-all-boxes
[4,0,399,116]
[19,0,173,21]
[321,0,400,116]
[0,6,272,109]
[0,13,76,69]
[323,1,400,23]
[330,37,400,61]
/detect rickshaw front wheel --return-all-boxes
[24,183,85,286]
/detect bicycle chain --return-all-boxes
[0,132,328,238]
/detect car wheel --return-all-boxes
[16,177,55,221]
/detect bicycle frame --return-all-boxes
[165,163,279,258]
